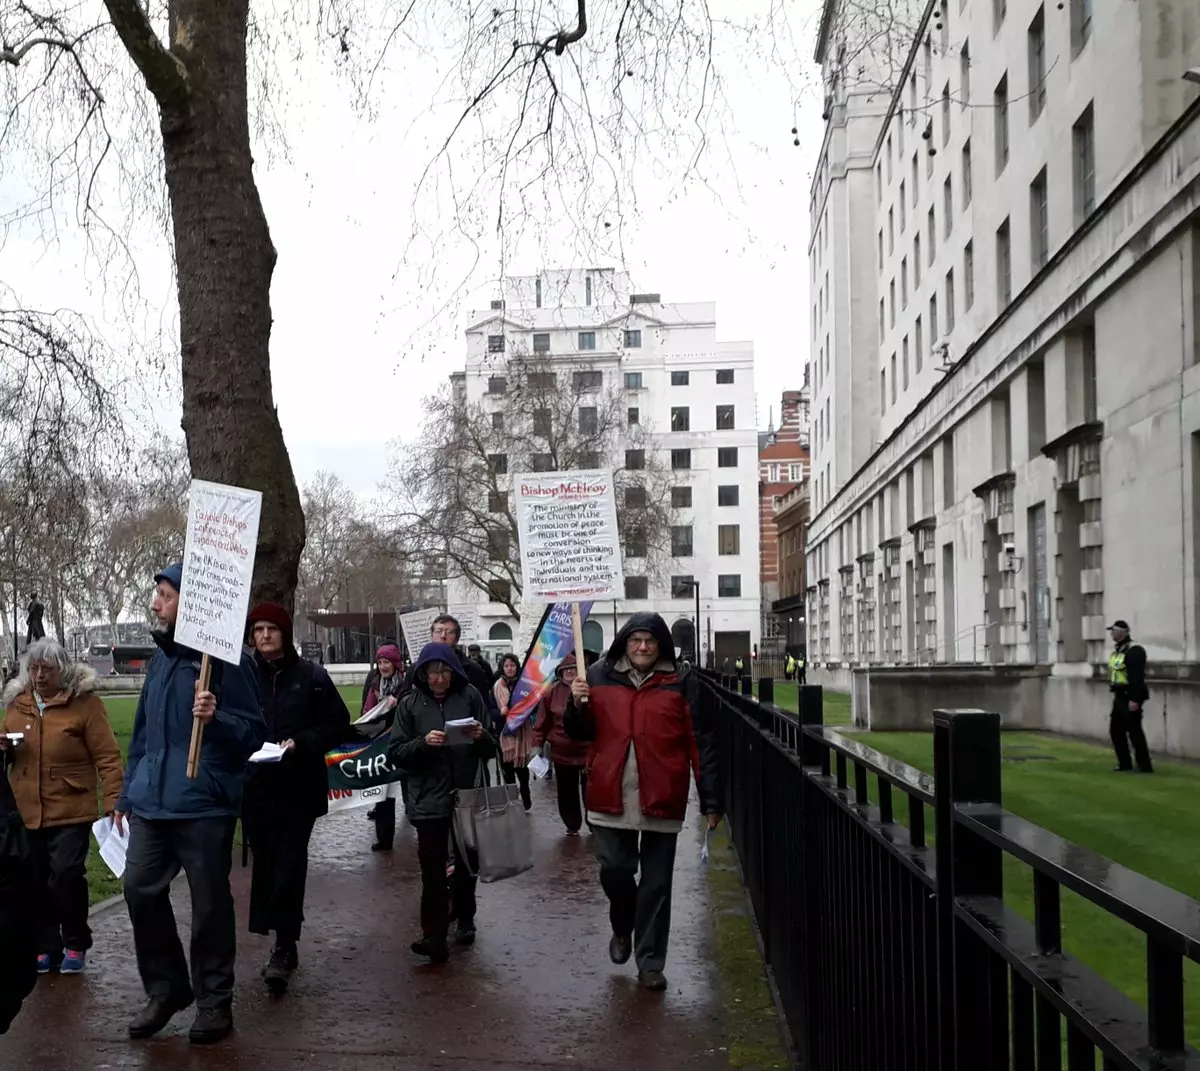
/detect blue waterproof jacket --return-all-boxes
[117,630,264,820]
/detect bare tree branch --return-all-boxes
[101,0,190,119]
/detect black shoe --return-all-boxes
[371,841,393,852]
[638,970,668,991]
[263,942,298,994]
[609,934,632,965]
[1112,766,1134,773]
[189,1004,233,1045]
[410,936,449,964]
[128,992,194,1039]
[455,922,477,946]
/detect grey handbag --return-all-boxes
[452,760,534,883]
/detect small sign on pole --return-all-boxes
[398,607,442,663]
[514,469,623,703]
[174,479,262,779]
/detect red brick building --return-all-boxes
[758,388,810,655]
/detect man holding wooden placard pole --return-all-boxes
[117,479,264,1046]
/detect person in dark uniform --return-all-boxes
[25,594,45,644]
[1107,620,1153,773]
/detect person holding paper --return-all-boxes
[388,642,495,963]
[116,563,264,1045]
[532,654,590,836]
[565,612,723,992]
[0,637,123,975]
[242,603,351,995]
[493,653,533,811]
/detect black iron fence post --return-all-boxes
[740,674,753,697]
[758,675,774,705]
[798,685,825,771]
[933,709,1004,1071]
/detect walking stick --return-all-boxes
[186,654,212,779]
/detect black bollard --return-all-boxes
[740,674,753,697]
[758,676,775,705]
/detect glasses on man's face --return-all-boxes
[431,626,455,640]
[426,668,452,680]
[628,635,657,649]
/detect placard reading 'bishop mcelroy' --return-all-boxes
[513,469,623,602]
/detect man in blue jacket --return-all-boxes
[115,563,263,1045]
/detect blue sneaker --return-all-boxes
[36,954,54,974]
[60,949,86,974]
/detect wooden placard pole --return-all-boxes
[186,653,212,780]
[570,602,588,705]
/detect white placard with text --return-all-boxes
[174,479,262,664]
[398,606,442,661]
[513,469,623,602]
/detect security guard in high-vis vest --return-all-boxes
[734,656,745,678]
[1107,619,1153,773]
[796,654,806,685]
[785,654,796,679]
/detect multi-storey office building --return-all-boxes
[805,0,1200,751]
[445,269,761,665]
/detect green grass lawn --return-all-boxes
[766,680,852,726]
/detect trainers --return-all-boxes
[60,949,86,974]
[189,1004,233,1045]
[262,942,298,995]
[454,921,477,946]
[410,936,450,964]
[638,970,668,992]
[609,934,632,965]
[128,992,195,1039]
[36,953,54,974]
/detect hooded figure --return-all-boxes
[388,642,496,963]
[0,768,36,1035]
[242,602,351,994]
[564,612,722,991]
[533,653,590,835]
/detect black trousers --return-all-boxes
[1110,695,1153,772]
[593,827,678,973]
[553,764,588,833]
[244,814,317,944]
[412,817,478,939]
[124,816,237,1009]
[27,822,92,958]
[501,763,532,810]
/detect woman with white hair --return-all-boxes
[0,637,123,975]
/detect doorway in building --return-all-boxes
[713,631,750,671]
[670,619,696,662]
[488,622,513,641]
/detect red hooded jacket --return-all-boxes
[532,655,589,766]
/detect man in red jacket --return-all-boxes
[565,612,722,991]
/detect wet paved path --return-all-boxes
[1,779,727,1069]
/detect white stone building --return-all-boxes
[446,269,761,665]
[805,0,1200,753]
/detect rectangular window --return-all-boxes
[625,531,647,558]
[671,526,694,557]
[716,368,735,384]
[881,367,888,412]
[717,525,740,555]
[488,579,511,604]
[912,153,919,202]
[585,275,593,306]
[715,405,735,430]
[670,407,690,432]
[717,575,742,598]
[964,240,975,309]
[1071,0,1092,56]
[488,491,507,512]
[488,452,508,474]
[914,235,922,287]
[993,0,1006,34]
[928,206,937,263]
[888,207,895,253]
[625,485,647,509]
[962,139,973,206]
[789,462,804,481]
[671,449,692,470]
[624,329,642,348]
[994,74,1009,174]
[1073,103,1096,224]
[487,376,507,395]
[491,412,504,431]
[573,370,602,391]
[532,333,550,353]
[627,407,639,425]
[624,576,648,599]
[487,528,509,561]
[960,42,970,107]
[1030,167,1049,270]
[535,277,542,307]
[579,407,598,435]
[890,352,898,404]
[879,299,886,342]
[625,449,645,470]
[901,258,908,308]
[900,181,907,231]
[915,315,924,373]
[887,134,893,180]
[876,162,883,203]
[1028,6,1046,122]
[671,370,690,386]
[930,293,939,349]
[717,446,738,468]
[902,336,910,389]
[577,331,596,350]
[624,371,643,389]
[531,453,553,472]
[528,371,556,389]
[670,576,695,599]
[718,485,739,506]
[997,218,1012,307]
[946,269,956,332]
[532,408,552,436]
[941,84,951,146]
[487,334,505,353]
[671,486,693,508]
[878,229,884,273]
[943,177,953,237]
[889,280,897,327]
[577,451,601,469]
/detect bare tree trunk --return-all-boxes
[154,0,305,606]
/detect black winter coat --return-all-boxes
[243,652,352,820]
[0,770,35,1034]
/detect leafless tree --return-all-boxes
[392,355,673,620]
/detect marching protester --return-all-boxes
[363,643,408,852]
[0,638,123,975]
[389,641,496,963]
[532,654,589,835]
[117,563,263,1045]
[243,603,351,994]
[565,613,722,992]
[0,767,36,1035]
[493,652,533,811]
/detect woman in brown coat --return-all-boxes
[0,637,123,975]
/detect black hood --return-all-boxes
[606,612,676,667]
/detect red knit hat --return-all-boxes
[247,603,293,646]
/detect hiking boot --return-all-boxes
[609,934,632,965]
[60,949,87,974]
[410,936,449,964]
[128,992,194,1039]
[454,921,477,946]
[263,941,298,994]
[189,1004,233,1045]
[638,970,668,992]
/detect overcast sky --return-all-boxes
[2,1,826,496]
